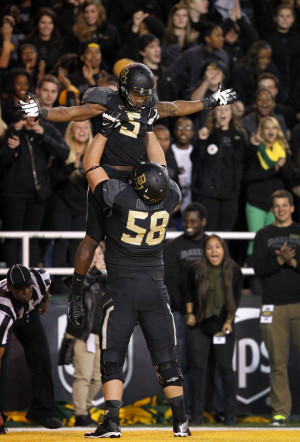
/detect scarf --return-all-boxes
[257,141,286,170]
[205,264,225,318]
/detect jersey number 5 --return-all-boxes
[121,210,169,246]
[119,112,141,139]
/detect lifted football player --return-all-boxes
[18,62,237,313]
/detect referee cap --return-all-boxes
[7,264,35,289]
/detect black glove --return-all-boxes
[202,82,237,110]
[17,92,48,120]
[147,107,159,132]
[68,294,85,328]
[98,110,121,138]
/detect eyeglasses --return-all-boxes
[175,126,194,131]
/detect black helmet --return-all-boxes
[132,162,170,205]
[118,62,156,110]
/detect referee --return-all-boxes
[0,264,62,434]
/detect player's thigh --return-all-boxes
[138,279,176,355]
[100,280,138,353]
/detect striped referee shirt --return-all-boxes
[0,268,51,347]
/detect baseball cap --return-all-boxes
[7,264,35,289]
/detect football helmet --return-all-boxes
[132,162,170,205]
[118,62,156,110]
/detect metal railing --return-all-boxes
[0,231,256,275]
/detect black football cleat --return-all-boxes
[84,417,121,438]
[173,419,191,437]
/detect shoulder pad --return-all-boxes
[82,87,116,106]
[169,180,182,205]
[103,179,127,207]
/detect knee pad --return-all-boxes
[100,360,125,384]
[154,359,184,388]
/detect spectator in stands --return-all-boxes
[191,104,247,231]
[244,116,294,261]
[0,265,62,433]
[17,43,45,87]
[164,202,208,416]
[0,13,14,69]
[170,117,195,226]
[68,42,108,99]
[231,40,281,107]
[161,2,195,67]
[116,9,165,62]
[50,119,93,294]
[36,74,60,111]
[25,8,63,74]
[221,0,259,70]
[59,244,106,426]
[1,68,31,126]
[185,234,242,425]
[65,0,121,69]
[252,189,300,426]
[184,0,209,43]
[166,21,230,98]
[138,33,177,102]
[257,4,300,103]
[242,88,288,143]
[188,59,226,131]
[256,73,297,131]
[0,116,69,267]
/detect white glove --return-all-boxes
[18,93,47,119]
[202,82,237,109]
[98,110,121,137]
[147,108,159,132]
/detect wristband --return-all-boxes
[40,108,48,120]
[201,98,211,110]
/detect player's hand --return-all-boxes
[68,294,85,328]
[202,82,237,109]
[98,110,121,138]
[147,107,159,132]
[17,92,48,120]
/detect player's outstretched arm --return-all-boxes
[83,110,121,191]
[18,93,106,122]
[156,82,237,118]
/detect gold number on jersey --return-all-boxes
[121,210,169,245]
[120,111,141,139]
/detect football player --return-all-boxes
[18,62,237,313]
[76,111,190,438]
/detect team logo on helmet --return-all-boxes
[136,173,146,190]
[120,67,129,85]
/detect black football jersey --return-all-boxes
[82,87,152,167]
[93,179,182,280]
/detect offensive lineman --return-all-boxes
[79,110,190,438]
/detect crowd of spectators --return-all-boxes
[1,0,300,283]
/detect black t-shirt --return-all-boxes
[253,222,300,305]
[93,178,181,281]
[82,87,153,167]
